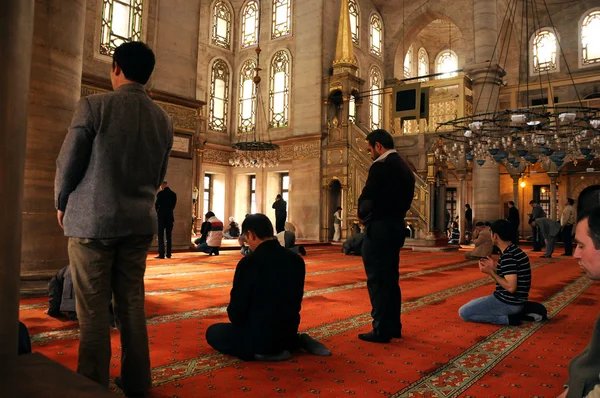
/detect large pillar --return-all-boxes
[0,0,35,360]
[469,0,504,224]
[20,0,87,293]
[512,176,520,207]
[457,170,467,243]
[549,173,558,221]
[436,169,448,232]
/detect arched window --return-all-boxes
[369,66,383,130]
[581,10,600,66]
[369,13,383,57]
[269,50,290,128]
[238,60,257,133]
[349,94,356,124]
[212,1,232,49]
[99,0,144,56]
[209,60,230,132]
[418,47,429,81]
[241,0,260,49]
[531,29,558,73]
[272,0,291,39]
[404,45,413,78]
[349,0,359,45]
[435,49,458,79]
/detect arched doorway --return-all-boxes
[329,179,342,240]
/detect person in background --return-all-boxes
[507,201,520,245]
[465,204,473,237]
[465,222,493,260]
[277,222,307,256]
[155,180,177,259]
[223,217,240,239]
[560,198,575,256]
[448,222,460,244]
[529,217,561,258]
[54,41,171,396]
[195,212,223,255]
[528,200,547,251]
[333,207,343,242]
[272,194,287,233]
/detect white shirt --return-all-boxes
[373,149,397,164]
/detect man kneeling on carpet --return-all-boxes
[206,213,330,361]
[459,219,532,326]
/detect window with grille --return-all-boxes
[369,66,382,130]
[445,188,457,222]
[203,174,213,214]
[581,10,600,66]
[435,49,458,79]
[238,59,257,133]
[531,29,557,73]
[212,1,232,49]
[209,59,229,132]
[269,50,290,128]
[404,45,413,78]
[418,47,429,81]
[349,0,359,45]
[241,0,259,49]
[249,175,257,214]
[280,173,290,203]
[369,13,383,57]
[272,0,291,39]
[99,0,144,56]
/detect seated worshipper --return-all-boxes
[223,217,240,239]
[206,214,330,361]
[448,222,460,244]
[195,212,223,255]
[458,219,531,326]
[556,206,600,398]
[18,321,31,355]
[343,232,364,256]
[47,265,77,320]
[529,217,561,258]
[276,221,307,256]
[193,216,212,245]
[465,222,493,260]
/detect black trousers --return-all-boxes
[206,323,298,360]
[275,217,285,234]
[157,219,173,257]
[532,225,544,251]
[361,220,404,337]
[563,224,573,255]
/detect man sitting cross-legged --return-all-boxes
[459,219,531,326]
[206,213,330,361]
[464,221,493,260]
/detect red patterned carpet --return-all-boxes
[19,246,599,397]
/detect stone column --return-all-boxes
[512,176,520,208]
[457,170,467,243]
[469,0,504,224]
[20,0,87,293]
[436,169,448,232]
[0,0,35,359]
[549,173,558,221]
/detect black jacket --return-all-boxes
[227,239,305,354]
[155,187,177,222]
[272,199,287,220]
[358,152,415,224]
[508,206,520,227]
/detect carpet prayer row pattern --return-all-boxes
[20,247,599,397]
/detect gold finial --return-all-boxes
[332,0,358,73]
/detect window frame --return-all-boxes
[208,58,231,133]
[404,44,413,78]
[241,0,260,49]
[203,174,213,215]
[434,49,458,79]
[529,27,560,76]
[417,47,429,81]
[349,0,360,45]
[249,175,257,214]
[579,8,600,69]
[238,58,258,134]
[211,0,233,50]
[96,0,146,59]
[271,0,292,40]
[280,173,290,203]
[369,66,383,130]
[369,12,383,58]
[269,49,291,128]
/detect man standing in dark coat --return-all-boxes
[272,194,287,233]
[529,200,547,251]
[357,129,415,343]
[507,201,520,244]
[155,180,177,259]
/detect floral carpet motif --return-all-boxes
[19,247,598,397]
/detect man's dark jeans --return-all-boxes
[157,219,173,258]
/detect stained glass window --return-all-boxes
[582,10,600,65]
[532,29,557,73]
[272,0,291,39]
[404,45,413,78]
[100,0,144,56]
[209,59,230,132]
[269,50,290,128]
[239,59,257,133]
[418,47,429,81]
[369,13,383,57]
[241,0,259,49]
[349,0,359,45]
[212,0,232,49]
[369,66,382,130]
[436,50,457,79]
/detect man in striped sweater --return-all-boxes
[458,219,532,326]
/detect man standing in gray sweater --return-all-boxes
[55,42,173,396]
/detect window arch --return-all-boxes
[212,0,232,49]
[238,59,257,133]
[580,9,600,66]
[531,28,558,74]
[269,50,291,128]
[272,0,291,39]
[349,0,359,45]
[209,59,230,132]
[435,49,458,79]
[241,0,260,49]
[369,66,383,130]
[418,47,429,81]
[404,45,413,78]
[349,94,357,124]
[369,13,383,57]
[99,0,144,56]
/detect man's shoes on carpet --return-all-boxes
[166,255,171,258]
[540,254,552,258]
[154,255,164,259]
[298,333,331,356]
[507,314,522,326]
[358,330,391,343]
[114,377,147,398]
[392,331,402,338]
[253,350,292,362]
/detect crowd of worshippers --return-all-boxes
[18,41,599,398]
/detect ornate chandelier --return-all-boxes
[230,46,280,168]
[433,0,600,169]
